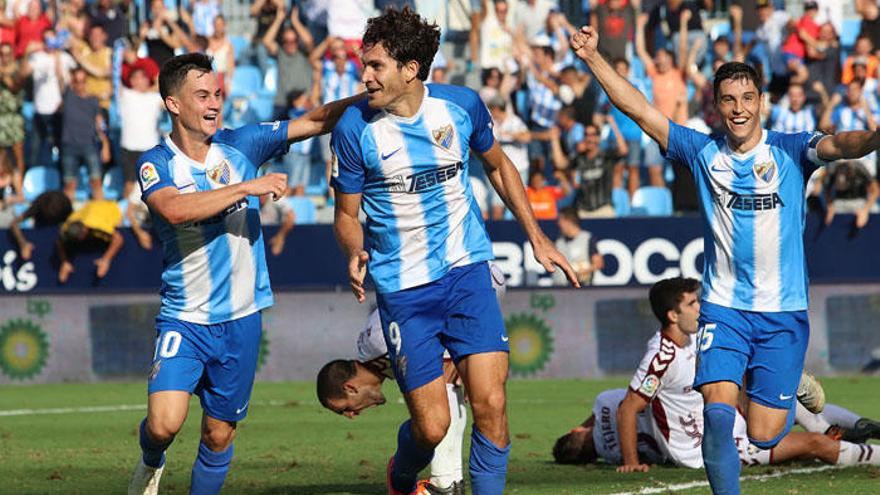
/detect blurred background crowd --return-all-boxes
[1,0,878,283]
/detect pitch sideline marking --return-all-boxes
[607,465,841,495]
[0,400,296,417]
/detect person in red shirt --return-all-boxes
[14,0,53,58]
[780,0,820,83]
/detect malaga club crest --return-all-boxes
[753,160,777,183]
[207,160,232,185]
[432,124,454,150]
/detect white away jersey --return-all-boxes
[356,309,395,379]
[331,83,495,293]
[665,122,827,312]
[629,331,704,468]
[138,122,290,324]
[591,388,664,465]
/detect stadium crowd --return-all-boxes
[1,0,879,281]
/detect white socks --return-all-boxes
[836,441,879,466]
[430,383,467,488]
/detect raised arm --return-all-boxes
[289,5,314,52]
[479,142,579,287]
[571,26,670,149]
[634,13,654,74]
[616,389,651,473]
[286,92,364,142]
[261,0,286,57]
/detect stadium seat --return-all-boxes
[263,64,278,93]
[631,186,673,216]
[288,196,316,224]
[252,94,275,122]
[229,65,263,98]
[230,35,249,60]
[22,166,61,202]
[117,198,130,227]
[710,21,730,41]
[840,18,862,49]
[75,167,91,202]
[612,187,630,217]
[102,166,125,201]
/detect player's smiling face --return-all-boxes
[361,42,413,111]
[715,77,762,148]
[169,69,222,139]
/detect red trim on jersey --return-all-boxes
[635,334,679,401]
[652,398,671,441]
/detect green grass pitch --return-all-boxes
[1,377,878,494]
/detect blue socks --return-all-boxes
[190,441,234,495]
[469,428,510,495]
[139,418,171,469]
[390,420,435,493]
[703,403,740,495]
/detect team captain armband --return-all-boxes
[806,131,829,166]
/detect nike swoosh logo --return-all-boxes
[779,394,793,401]
[381,148,402,160]
[236,401,250,414]
[710,165,732,173]
[501,335,509,342]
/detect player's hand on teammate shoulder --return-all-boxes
[570,26,599,61]
[616,463,651,473]
[532,235,581,288]
[244,172,288,200]
[348,251,369,303]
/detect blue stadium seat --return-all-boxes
[840,18,862,49]
[288,196,316,224]
[612,187,630,217]
[252,94,275,122]
[230,35,249,60]
[117,198,130,226]
[263,64,278,93]
[103,166,125,200]
[229,65,263,98]
[22,166,61,201]
[631,186,673,216]
[75,166,91,202]
[710,21,730,41]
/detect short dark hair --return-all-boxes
[362,6,440,81]
[649,277,700,326]
[558,206,579,224]
[713,62,762,103]
[316,359,357,408]
[159,53,214,100]
[559,105,576,120]
[552,431,597,464]
[25,191,72,227]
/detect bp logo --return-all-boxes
[505,313,554,375]
[0,319,49,380]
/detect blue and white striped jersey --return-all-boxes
[665,122,827,312]
[322,60,361,104]
[331,84,495,293]
[526,71,563,128]
[768,105,817,133]
[137,122,290,324]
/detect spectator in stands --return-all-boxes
[10,191,73,260]
[191,0,220,37]
[556,105,585,159]
[664,0,708,67]
[753,0,789,88]
[61,67,104,200]
[88,0,128,46]
[259,193,295,256]
[636,10,688,126]
[0,41,25,201]
[589,0,635,62]
[597,57,655,197]
[780,0,821,84]
[559,65,598,126]
[805,22,840,99]
[207,15,234,96]
[118,64,162,199]
[524,34,563,176]
[140,0,186,69]
[842,36,878,85]
[553,207,603,286]
[478,66,519,107]
[475,0,515,72]
[326,0,371,58]
[72,24,113,112]
[488,95,530,219]
[820,160,879,229]
[263,4,315,119]
[247,0,283,75]
[516,0,556,43]
[277,89,315,195]
[14,0,52,58]
[553,122,619,218]
[857,0,880,56]
[767,82,824,133]
[820,81,878,177]
[26,28,75,169]
[56,199,123,283]
[526,167,570,220]
[126,186,153,250]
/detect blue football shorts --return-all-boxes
[694,301,809,410]
[147,311,262,422]
[376,261,509,393]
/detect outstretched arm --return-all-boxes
[286,92,365,142]
[571,26,670,149]
[817,129,880,162]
